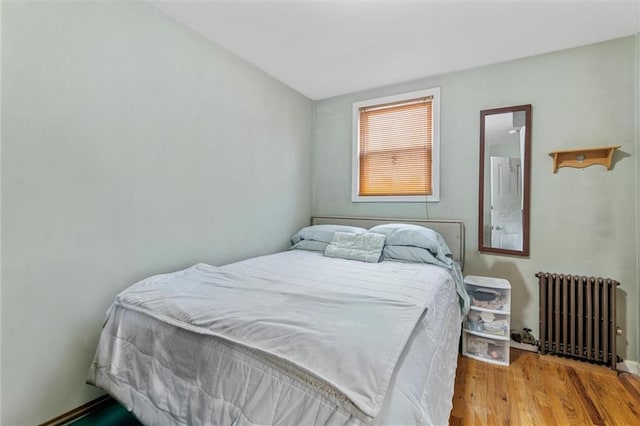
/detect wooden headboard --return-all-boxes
[311,216,465,267]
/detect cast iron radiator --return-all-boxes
[536,272,620,369]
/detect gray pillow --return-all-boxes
[323,231,385,263]
[382,245,448,268]
[291,225,367,244]
[289,240,329,252]
[368,223,453,266]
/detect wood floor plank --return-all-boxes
[566,366,605,425]
[451,350,640,426]
[539,363,570,425]
[516,351,550,425]
[504,362,522,425]
[468,358,487,424]
[621,372,640,398]
[490,361,510,426]
[552,362,593,425]
[619,374,640,419]
[582,368,640,425]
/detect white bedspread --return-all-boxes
[88,250,462,425]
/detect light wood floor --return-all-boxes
[450,349,640,425]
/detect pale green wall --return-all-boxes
[0,2,3,423]
[313,37,638,363]
[1,2,312,425]
[636,32,640,367]
[1,2,638,423]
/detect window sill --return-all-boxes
[351,195,440,203]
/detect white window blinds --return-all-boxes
[358,97,433,196]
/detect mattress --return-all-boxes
[87,250,462,425]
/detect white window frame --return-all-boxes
[351,87,441,203]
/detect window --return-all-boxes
[352,88,440,202]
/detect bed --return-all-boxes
[87,217,467,425]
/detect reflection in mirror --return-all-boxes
[478,105,531,256]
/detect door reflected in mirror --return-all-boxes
[478,105,531,256]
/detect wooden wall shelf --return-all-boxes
[548,145,620,173]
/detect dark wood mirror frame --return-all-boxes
[478,104,532,256]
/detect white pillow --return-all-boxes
[323,232,385,263]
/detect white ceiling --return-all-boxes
[153,0,640,100]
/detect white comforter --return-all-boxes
[88,250,462,425]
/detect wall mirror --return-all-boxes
[478,104,531,256]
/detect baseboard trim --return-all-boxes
[510,341,538,353]
[39,395,115,426]
[617,360,640,376]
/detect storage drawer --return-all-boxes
[465,283,510,313]
[462,333,509,366]
[464,310,510,338]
